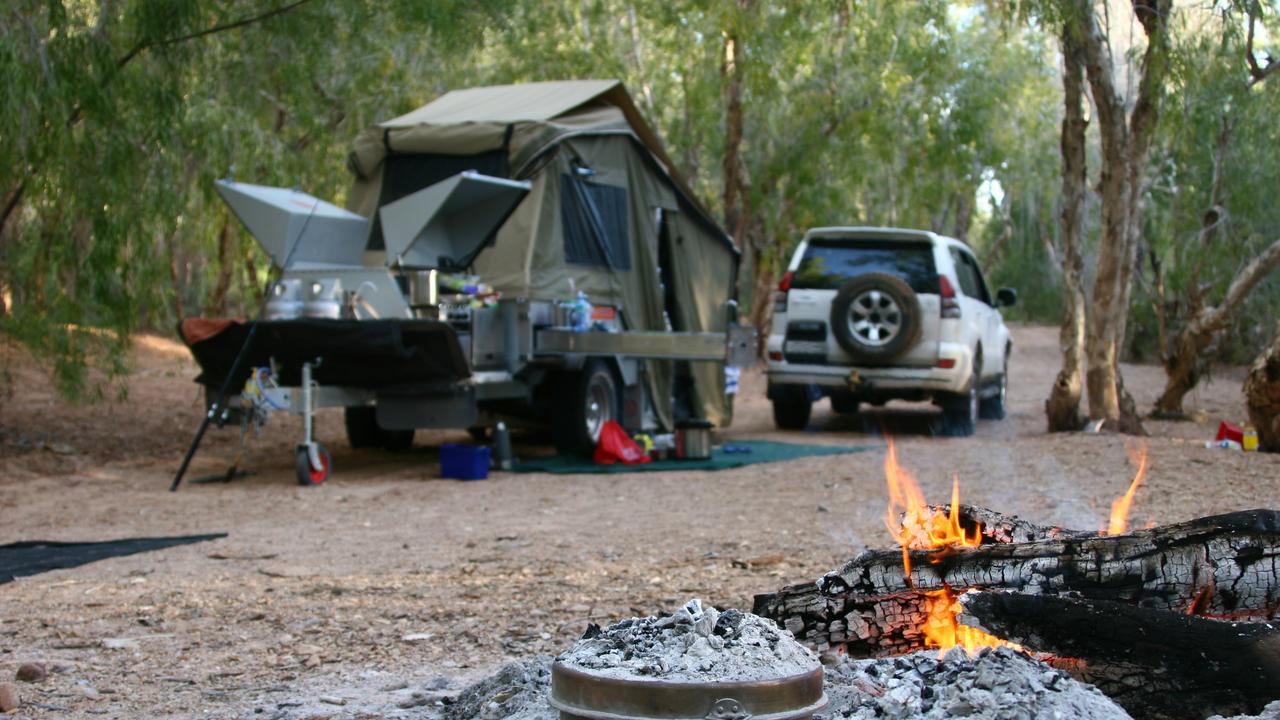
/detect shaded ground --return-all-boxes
[0,324,1276,718]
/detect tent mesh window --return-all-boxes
[561,174,631,271]
[367,150,510,250]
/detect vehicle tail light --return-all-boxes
[773,271,794,314]
[939,275,961,319]
[936,358,956,369]
[768,350,783,362]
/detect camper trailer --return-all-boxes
[181,80,752,484]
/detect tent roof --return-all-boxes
[376,80,730,253]
[382,80,621,126]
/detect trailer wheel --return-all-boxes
[296,444,331,486]
[553,360,619,455]
[382,429,414,452]
[346,407,414,451]
[344,407,381,449]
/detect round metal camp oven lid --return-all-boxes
[549,662,827,720]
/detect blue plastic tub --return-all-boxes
[441,443,490,480]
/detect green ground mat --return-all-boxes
[510,439,877,474]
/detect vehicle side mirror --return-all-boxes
[995,287,1018,308]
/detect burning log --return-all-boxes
[753,507,1280,657]
[957,591,1280,720]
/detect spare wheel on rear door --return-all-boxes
[830,272,922,361]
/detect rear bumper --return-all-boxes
[766,342,973,395]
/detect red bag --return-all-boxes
[592,420,652,465]
[1215,421,1244,444]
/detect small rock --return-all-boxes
[0,683,19,712]
[380,680,409,692]
[398,692,433,709]
[49,442,76,455]
[319,695,347,706]
[401,633,434,642]
[427,676,451,690]
[101,638,138,650]
[15,663,47,683]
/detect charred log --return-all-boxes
[754,508,1280,657]
[957,591,1280,720]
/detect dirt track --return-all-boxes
[1,324,1277,718]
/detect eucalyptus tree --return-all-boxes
[0,0,503,399]
[1148,1,1280,416]
[1028,0,1175,433]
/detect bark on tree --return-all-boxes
[1156,238,1280,415]
[720,27,747,249]
[1046,27,1089,433]
[1069,0,1170,433]
[1245,328,1280,452]
[166,232,185,326]
[204,215,235,317]
[753,507,1280,657]
[958,591,1280,720]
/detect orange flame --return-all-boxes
[882,438,1017,657]
[1106,443,1148,535]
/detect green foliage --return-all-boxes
[1125,3,1280,362]
[4,0,1276,401]
[0,0,507,399]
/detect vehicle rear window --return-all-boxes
[791,239,939,293]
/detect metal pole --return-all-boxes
[301,361,314,466]
[170,323,259,492]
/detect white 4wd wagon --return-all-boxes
[765,227,1017,436]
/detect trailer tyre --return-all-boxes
[382,429,415,452]
[296,444,331,486]
[553,360,620,456]
[345,407,415,451]
[344,407,381,449]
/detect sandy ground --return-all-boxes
[0,324,1277,719]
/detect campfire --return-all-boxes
[881,439,1017,657]
[881,438,1154,658]
[755,439,1280,720]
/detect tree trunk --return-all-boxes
[165,232,185,326]
[1073,0,1170,433]
[1046,27,1089,432]
[720,26,747,246]
[958,591,1280,720]
[1157,239,1280,415]
[1245,328,1280,452]
[1077,5,1130,426]
[753,508,1280,658]
[204,215,235,317]
[0,183,25,243]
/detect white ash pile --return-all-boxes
[1208,701,1280,720]
[440,658,555,720]
[557,599,819,682]
[819,646,1130,720]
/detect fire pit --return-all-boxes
[549,600,827,720]
[753,439,1280,719]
